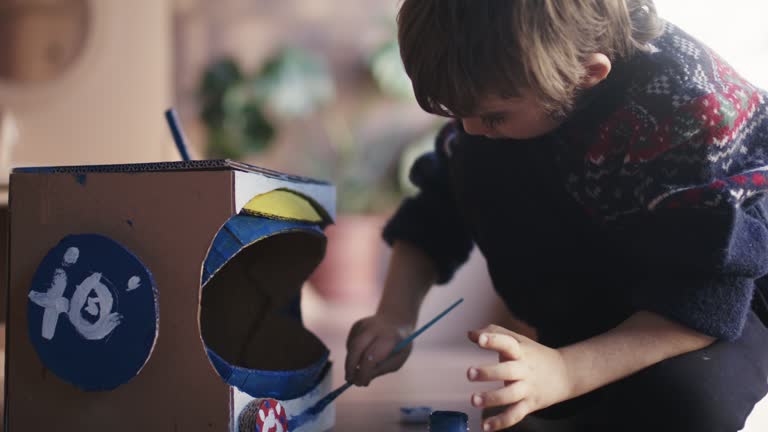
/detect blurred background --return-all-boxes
[0,0,766,429]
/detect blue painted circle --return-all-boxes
[27,234,158,391]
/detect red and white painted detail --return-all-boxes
[256,399,288,432]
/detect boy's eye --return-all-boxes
[481,114,506,129]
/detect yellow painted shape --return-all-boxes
[242,189,324,223]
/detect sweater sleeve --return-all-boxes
[618,89,768,340]
[608,52,768,339]
[382,122,474,284]
[621,187,768,341]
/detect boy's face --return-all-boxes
[459,90,564,140]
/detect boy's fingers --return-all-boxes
[467,361,526,382]
[471,382,527,409]
[354,337,398,386]
[347,320,368,349]
[484,400,531,432]
[468,325,519,343]
[484,324,517,336]
[345,330,377,382]
[351,339,379,386]
[474,333,522,360]
[372,341,410,375]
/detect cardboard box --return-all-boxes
[5,160,336,431]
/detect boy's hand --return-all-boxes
[345,314,414,386]
[467,325,573,432]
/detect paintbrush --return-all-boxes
[287,297,465,429]
[164,108,192,162]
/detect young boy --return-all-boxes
[345,1,768,431]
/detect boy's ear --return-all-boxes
[581,53,612,89]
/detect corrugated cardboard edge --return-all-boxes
[12,159,330,187]
[13,160,336,221]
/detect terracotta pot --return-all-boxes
[309,214,387,303]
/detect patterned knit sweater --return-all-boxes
[383,22,768,346]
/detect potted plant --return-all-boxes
[198,47,335,159]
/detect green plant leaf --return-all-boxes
[238,102,275,152]
[200,58,243,102]
[199,58,244,129]
[369,41,414,99]
[218,82,276,153]
[255,47,335,118]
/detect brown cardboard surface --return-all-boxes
[7,169,234,431]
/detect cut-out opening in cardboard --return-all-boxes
[200,222,329,398]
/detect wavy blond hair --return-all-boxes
[398,0,663,117]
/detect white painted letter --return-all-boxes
[67,273,123,340]
[28,268,70,340]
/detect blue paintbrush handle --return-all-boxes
[289,298,465,429]
[164,108,192,162]
[389,298,464,356]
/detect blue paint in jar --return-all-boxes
[429,411,469,432]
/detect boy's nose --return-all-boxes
[461,118,486,136]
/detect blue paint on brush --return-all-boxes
[287,381,351,430]
[126,220,134,228]
[288,298,465,430]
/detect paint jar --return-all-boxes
[429,410,469,432]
